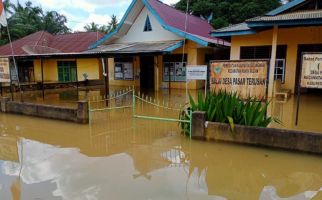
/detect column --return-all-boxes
[268,25,278,98]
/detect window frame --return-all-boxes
[57,61,77,83]
[143,15,152,32]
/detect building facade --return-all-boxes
[88,0,229,91]
[212,0,322,96]
[0,31,105,85]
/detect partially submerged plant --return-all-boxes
[180,90,280,134]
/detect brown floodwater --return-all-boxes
[0,87,321,200]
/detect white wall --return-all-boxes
[115,7,182,43]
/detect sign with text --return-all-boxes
[210,60,268,99]
[301,53,322,88]
[0,57,10,83]
[186,65,207,80]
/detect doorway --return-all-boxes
[140,56,155,90]
[17,60,35,82]
[296,44,322,94]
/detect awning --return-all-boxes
[87,40,184,54]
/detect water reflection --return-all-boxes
[259,186,322,200]
[0,100,321,199]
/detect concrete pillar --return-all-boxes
[1,97,10,112]
[77,100,89,124]
[268,25,279,98]
[191,111,206,139]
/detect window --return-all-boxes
[163,54,187,82]
[143,15,152,32]
[57,61,77,82]
[275,59,285,83]
[114,58,134,80]
[240,45,287,83]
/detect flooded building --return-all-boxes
[0,31,105,86]
[88,0,229,91]
[211,0,322,97]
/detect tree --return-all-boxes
[41,11,70,34]
[108,14,118,32]
[0,0,70,45]
[83,15,118,34]
[175,0,282,29]
[84,22,100,32]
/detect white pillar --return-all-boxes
[268,25,278,98]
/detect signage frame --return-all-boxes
[209,59,270,101]
[186,65,208,81]
[185,65,208,98]
[295,52,322,125]
[0,56,11,83]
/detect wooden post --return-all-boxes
[268,25,278,98]
[41,58,45,100]
[75,59,79,100]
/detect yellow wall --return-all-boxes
[77,58,100,81]
[33,58,101,82]
[230,26,322,92]
[106,40,213,90]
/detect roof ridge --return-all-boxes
[34,31,52,46]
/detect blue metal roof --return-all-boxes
[266,0,306,16]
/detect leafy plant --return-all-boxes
[180,90,280,134]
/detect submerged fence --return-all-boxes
[88,86,192,138]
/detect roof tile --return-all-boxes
[0,31,105,56]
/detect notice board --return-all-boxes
[210,60,268,99]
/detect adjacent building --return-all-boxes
[0,31,104,84]
[212,0,322,97]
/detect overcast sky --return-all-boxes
[13,0,180,31]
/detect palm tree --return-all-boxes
[84,22,100,32]
[0,1,70,45]
[108,14,118,32]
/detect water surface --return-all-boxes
[0,109,321,200]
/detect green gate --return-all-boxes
[88,87,192,138]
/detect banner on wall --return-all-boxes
[300,53,322,88]
[210,60,268,99]
[0,57,10,83]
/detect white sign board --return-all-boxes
[0,57,11,83]
[301,53,322,88]
[186,65,207,80]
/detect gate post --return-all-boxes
[1,97,10,113]
[77,100,89,124]
[191,111,206,139]
[132,88,135,116]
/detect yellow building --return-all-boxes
[0,31,106,86]
[87,0,229,91]
[211,0,322,97]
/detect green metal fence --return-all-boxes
[88,87,192,138]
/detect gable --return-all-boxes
[114,7,182,43]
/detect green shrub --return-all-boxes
[180,90,279,134]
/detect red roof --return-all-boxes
[0,31,105,56]
[146,0,228,45]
